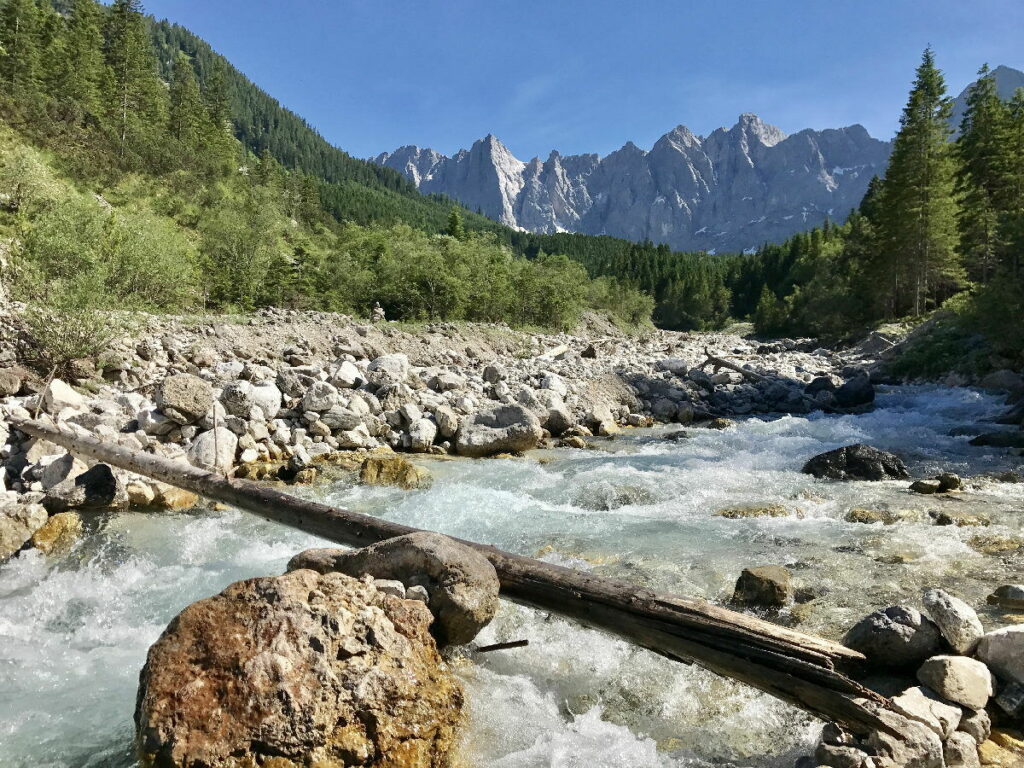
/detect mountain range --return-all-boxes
[374,65,1024,253]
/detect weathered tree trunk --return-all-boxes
[12,417,900,736]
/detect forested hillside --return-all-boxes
[0,0,658,373]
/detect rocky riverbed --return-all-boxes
[3,304,1024,767]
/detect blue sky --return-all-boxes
[144,0,1023,160]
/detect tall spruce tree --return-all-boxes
[956,64,1010,282]
[876,47,961,316]
[102,0,166,160]
[168,52,204,149]
[1001,88,1024,276]
[0,0,42,108]
[54,0,105,120]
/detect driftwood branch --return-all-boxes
[699,347,767,381]
[475,639,529,653]
[12,417,899,737]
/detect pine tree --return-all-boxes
[956,64,1010,282]
[0,0,42,108]
[876,47,961,316]
[103,0,166,160]
[54,0,105,120]
[446,207,465,240]
[168,52,204,149]
[1000,89,1024,276]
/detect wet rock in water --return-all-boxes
[717,503,789,519]
[288,532,499,646]
[834,373,875,409]
[922,588,983,654]
[969,431,1024,449]
[846,508,903,525]
[917,655,993,710]
[976,627,1024,685]
[155,374,212,425]
[911,479,944,495]
[732,565,792,607]
[152,484,200,510]
[572,483,655,511]
[455,404,541,458]
[43,464,128,513]
[135,569,462,768]
[30,511,82,554]
[930,510,989,527]
[0,502,48,560]
[359,455,432,490]
[802,443,910,481]
[843,606,942,669]
[702,417,733,430]
[967,534,1024,556]
[937,472,963,491]
[987,585,1024,612]
[891,685,963,740]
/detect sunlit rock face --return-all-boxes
[374,114,891,252]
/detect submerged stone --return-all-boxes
[802,444,910,481]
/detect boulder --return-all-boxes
[0,366,23,397]
[922,588,983,654]
[862,704,945,768]
[39,453,88,490]
[367,353,410,385]
[843,606,942,669]
[543,404,574,437]
[0,502,48,560]
[30,511,82,554]
[455,404,542,458]
[301,381,339,413]
[890,685,963,739]
[433,405,459,440]
[979,368,1024,395]
[834,374,875,408]
[330,360,364,389]
[41,378,84,414]
[943,731,981,768]
[802,443,910,481]
[43,464,128,513]
[987,584,1024,611]
[910,479,943,494]
[917,655,993,710]
[976,626,1024,684]
[969,431,1024,449]
[958,708,991,744]
[288,532,500,646]
[135,569,462,768]
[360,456,432,490]
[408,418,437,453]
[732,565,792,608]
[186,428,238,474]
[320,405,362,432]
[156,374,212,424]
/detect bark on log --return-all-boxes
[699,347,768,382]
[12,416,900,737]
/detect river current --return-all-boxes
[1,386,1021,767]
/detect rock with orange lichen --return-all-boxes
[135,569,463,768]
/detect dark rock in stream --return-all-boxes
[802,444,910,481]
[969,431,1024,449]
[732,565,792,608]
[843,606,942,669]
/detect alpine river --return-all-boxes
[1,386,1021,767]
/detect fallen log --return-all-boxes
[12,416,899,737]
[699,347,767,382]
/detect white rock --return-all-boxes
[42,379,84,413]
[890,686,962,739]
[916,655,993,711]
[330,361,364,389]
[408,418,437,453]
[138,408,175,437]
[540,372,568,397]
[943,730,980,768]
[301,381,339,413]
[251,382,282,421]
[434,405,459,439]
[186,428,238,474]
[922,588,983,654]
[976,626,1024,684]
[367,354,409,384]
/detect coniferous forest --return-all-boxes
[1,1,1023,375]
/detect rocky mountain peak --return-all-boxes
[375,112,891,251]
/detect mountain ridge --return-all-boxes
[375,114,891,252]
